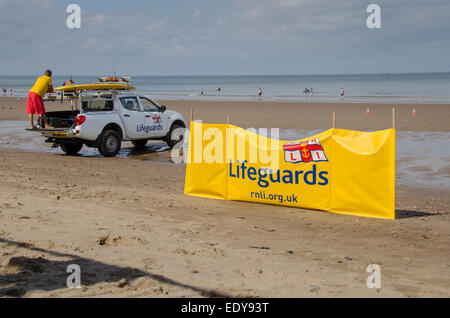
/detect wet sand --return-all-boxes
[0,97,449,297]
[1,121,449,189]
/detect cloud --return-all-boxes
[241,7,261,19]
[216,17,228,27]
[88,14,107,25]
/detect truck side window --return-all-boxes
[120,97,140,111]
[82,99,113,111]
[140,97,160,112]
[104,100,113,110]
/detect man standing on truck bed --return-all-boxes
[26,69,54,129]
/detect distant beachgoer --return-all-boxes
[310,88,313,96]
[8,87,12,95]
[217,86,221,92]
[26,69,54,129]
[1,88,6,95]
[340,88,345,99]
[258,88,262,97]
[200,89,204,95]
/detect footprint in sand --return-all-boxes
[97,233,122,246]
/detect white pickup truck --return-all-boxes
[29,90,186,157]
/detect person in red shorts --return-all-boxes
[26,69,54,129]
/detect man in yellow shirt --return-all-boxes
[26,70,54,129]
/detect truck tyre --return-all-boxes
[60,142,83,155]
[132,139,148,149]
[167,124,185,149]
[98,130,121,157]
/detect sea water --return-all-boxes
[1,72,450,103]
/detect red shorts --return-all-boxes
[26,91,46,115]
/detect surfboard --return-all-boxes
[54,83,136,92]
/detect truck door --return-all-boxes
[118,96,147,139]
[138,96,168,138]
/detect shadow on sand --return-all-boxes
[395,209,441,219]
[0,238,230,298]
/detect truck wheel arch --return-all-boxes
[166,120,186,148]
[102,123,124,140]
[165,120,186,140]
[170,120,186,129]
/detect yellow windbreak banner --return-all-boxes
[184,121,395,219]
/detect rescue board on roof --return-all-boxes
[54,83,136,92]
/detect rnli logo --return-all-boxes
[283,138,328,163]
[152,114,161,123]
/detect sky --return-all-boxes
[0,0,449,76]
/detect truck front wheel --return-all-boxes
[60,142,83,155]
[167,124,185,149]
[98,130,121,157]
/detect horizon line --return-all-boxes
[1,71,450,77]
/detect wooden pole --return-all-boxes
[332,110,336,128]
[227,114,231,124]
[190,108,194,121]
[392,107,396,129]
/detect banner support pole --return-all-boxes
[332,110,336,128]
[392,107,396,129]
[190,108,194,121]
[227,114,231,124]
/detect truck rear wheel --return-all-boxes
[98,130,121,157]
[132,139,148,149]
[60,143,83,155]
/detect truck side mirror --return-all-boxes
[160,105,167,112]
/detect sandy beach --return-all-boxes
[0,97,449,297]
[1,97,449,131]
